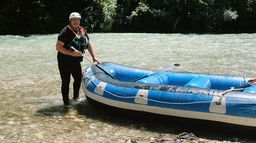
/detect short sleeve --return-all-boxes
[58,27,69,43]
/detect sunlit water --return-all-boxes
[1,33,256,142]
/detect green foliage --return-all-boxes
[0,0,113,34]
[0,0,256,34]
[223,9,238,21]
[98,0,117,31]
[127,2,151,21]
[126,2,153,32]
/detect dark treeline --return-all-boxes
[1,0,256,35]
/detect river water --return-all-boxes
[0,33,256,142]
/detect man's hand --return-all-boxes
[72,49,83,57]
[93,58,100,64]
[70,46,83,57]
[248,79,256,85]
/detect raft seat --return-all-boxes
[185,76,211,89]
[244,84,256,94]
[137,72,169,85]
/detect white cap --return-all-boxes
[69,12,81,20]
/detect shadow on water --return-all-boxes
[75,98,256,142]
[36,105,70,116]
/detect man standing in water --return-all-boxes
[56,12,99,106]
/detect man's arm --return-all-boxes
[56,40,82,57]
[87,42,99,63]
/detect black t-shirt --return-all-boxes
[57,25,89,62]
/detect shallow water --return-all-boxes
[1,33,256,142]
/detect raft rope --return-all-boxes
[216,87,246,105]
[217,78,256,104]
[84,76,256,105]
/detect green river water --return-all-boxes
[0,33,256,142]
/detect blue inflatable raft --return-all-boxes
[82,62,256,127]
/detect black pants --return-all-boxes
[58,61,82,105]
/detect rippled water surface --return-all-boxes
[1,33,256,142]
